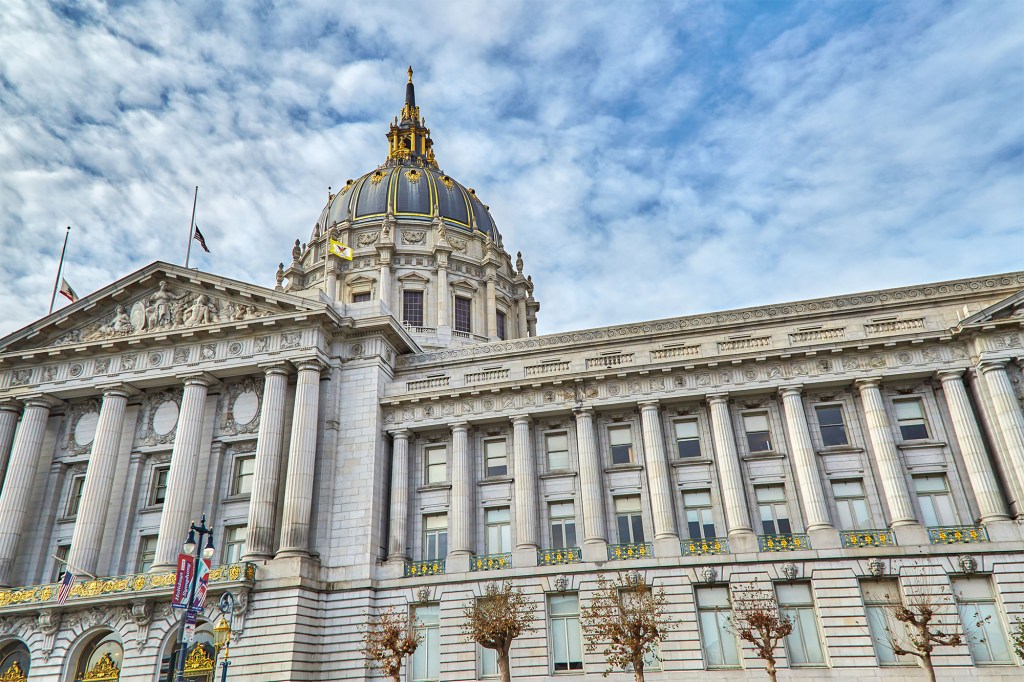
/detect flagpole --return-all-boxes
[48,554,98,580]
[48,226,71,315]
[185,186,198,269]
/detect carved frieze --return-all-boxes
[221,378,262,436]
[138,389,182,447]
[63,399,102,456]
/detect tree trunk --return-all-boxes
[634,658,645,682]
[766,659,778,682]
[391,673,401,682]
[922,655,936,682]
[498,650,511,682]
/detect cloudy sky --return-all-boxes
[1,0,1022,338]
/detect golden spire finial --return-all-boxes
[408,66,413,83]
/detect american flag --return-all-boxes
[193,224,211,253]
[57,570,76,605]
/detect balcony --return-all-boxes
[841,529,896,548]
[682,537,729,556]
[538,547,582,566]
[928,525,988,545]
[470,553,511,572]
[404,559,445,577]
[757,534,810,552]
[607,542,653,561]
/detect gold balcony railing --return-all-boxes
[538,547,582,566]
[841,529,896,548]
[606,543,653,561]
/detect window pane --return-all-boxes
[777,583,812,605]
[615,496,642,513]
[403,290,424,327]
[551,502,574,518]
[609,426,633,464]
[496,310,507,341]
[454,296,471,333]
[675,420,699,439]
[486,508,510,523]
[900,423,929,440]
[551,620,568,669]
[546,433,569,470]
[894,400,923,421]
[756,485,785,503]
[425,514,447,531]
[630,514,645,543]
[914,475,946,493]
[684,490,712,507]
[746,431,772,452]
[697,586,730,608]
[485,440,508,477]
[675,419,702,458]
[744,414,769,432]
[352,292,370,303]
[796,608,825,664]
[700,611,725,667]
[609,426,632,445]
[550,594,578,616]
[566,618,583,668]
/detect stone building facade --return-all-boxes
[0,74,1023,681]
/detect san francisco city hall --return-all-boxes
[1,73,1023,682]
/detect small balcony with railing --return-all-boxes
[928,525,988,545]
[757,533,810,552]
[840,529,897,548]
[469,553,512,572]
[538,547,582,566]
[404,559,445,577]
[606,542,653,561]
[682,537,730,556]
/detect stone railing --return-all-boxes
[404,559,445,577]
[789,328,846,343]
[464,368,510,384]
[525,361,570,376]
[537,547,582,566]
[404,325,437,335]
[606,542,653,561]
[682,537,729,556]
[757,534,810,552]
[0,562,256,610]
[718,336,772,352]
[928,525,988,545]
[864,318,925,335]
[841,529,896,548]
[469,553,512,572]
[585,353,634,370]
[650,345,700,361]
[451,330,472,339]
[406,376,449,391]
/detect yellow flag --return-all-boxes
[328,239,353,260]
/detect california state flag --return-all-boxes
[59,278,79,303]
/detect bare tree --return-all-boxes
[728,583,792,682]
[360,605,421,682]
[580,572,674,682]
[461,581,537,682]
[881,586,965,682]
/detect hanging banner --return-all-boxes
[172,553,195,609]
[191,558,212,610]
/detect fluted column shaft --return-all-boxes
[516,298,528,339]
[938,370,1008,521]
[485,276,497,340]
[379,258,392,311]
[387,430,411,561]
[277,360,324,557]
[153,376,213,570]
[638,401,678,540]
[67,386,131,575]
[856,379,917,525]
[243,365,291,560]
[436,266,449,327]
[574,407,607,544]
[512,416,538,549]
[0,397,56,585]
[778,387,833,530]
[707,395,753,535]
[449,423,473,556]
[0,402,22,490]
[979,360,1024,476]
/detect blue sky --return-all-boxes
[1,0,1021,337]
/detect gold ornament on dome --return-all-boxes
[80,652,120,681]
[405,169,422,184]
[370,170,387,185]
[183,646,215,673]
[440,175,454,189]
[0,662,26,682]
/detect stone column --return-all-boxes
[707,394,755,551]
[637,401,680,555]
[574,407,607,562]
[978,360,1024,477]
[0,401,22,490]
[277,359,324,558]
[485,276,497,340]
[511,416,539,563]
[447,422,473,572]
[379,252,393,312]
[0,396,58,585]
[516,297,528,339]
[152,374,214,571]
[67,385,132,576]
[387,430,411,562]
[243,364,291,560]
[855,379,922,543]
[436,264,449,329]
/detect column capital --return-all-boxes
[777,384,804,398]
[96,382,138,399]
[935,368,967,382]
[978,359,1009,374]
[706,393,730,405]
[294,357,326,374]
[0,400,22,415]
[258,360,293,376]
[19,393,63,410]
[637,400,661,411]
[510,414,532,426]
[176,371,219,388]
[854,377,883,391]
[389,428,412,440]
[572,405,594,418]
[450,421,470,434]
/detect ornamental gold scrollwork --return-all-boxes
[81,652,120,681]
[0,661,26,682]
[184,645,215,673]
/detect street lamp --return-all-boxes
[213,592,235,681]
[175,514,215,682]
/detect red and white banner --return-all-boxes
[192,558,212,609]
[172,553,195,609]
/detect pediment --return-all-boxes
[450,278,478,292]
[346,274,378,286]
[958,289,1024,328]
[397,271,430,283]
[0,261,329,355]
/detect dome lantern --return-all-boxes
[387,66,437,170]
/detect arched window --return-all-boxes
[72,631,122,681]
[159,624,216,682]
[0,640,30,681]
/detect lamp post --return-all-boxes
[213,592,235,682]
[175,514,215,682]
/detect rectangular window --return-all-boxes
[137,535,158,573]
[424,445,447,484]
[682,490,716,540]
[696,586,740,668]
[744,413,773,452]
[52,544,70,582]
[549,594,584,672]
[403,290,424,327]
[484,439,508,477]
[913,475,958,526]
[756,485,792,535]
[815,405,849,446]
[223,525,247,563]
[485,507,512,554]
[614,496,645,544]
[608,425,634,465]
[952,577,1013,665]
[411,604,440,681]
[149,465,169,506]
[832,480,872,530]
[861,579,914,666]
[480,645,498,677]
[454,296,472,333]
[231,455,256,496]
[545,432,570,471]
[352,292,371,303]
[549,501,577,549]
[777,583,825,666]
[66,474,86,517]
[495,310,507,340]
[674,419,702,458]
[423,514,448,561]
[894,399,929,440]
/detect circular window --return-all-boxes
[152,401,179,436]
[233,390,259,425]
[74,411,99,447]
